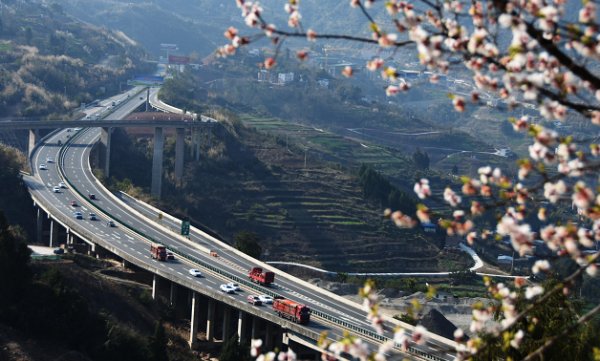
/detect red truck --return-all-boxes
[273,298,311,324]
[248,267,275,285]
[150,243,167,261]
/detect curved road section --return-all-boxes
[25,89,456,361]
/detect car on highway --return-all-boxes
[59,182,66,188]
[73,211,83,219]
[220,284,236,294]
[89,213,97,221]
[46,157,54,163]
[70,200,78,207]
[53,248,64,255]
[73,127,82,131]
[226,282,240,291]
[166,252,175,260]
[39,164,47,170]
[189,269,202,277]
[89,193,96,200]
[52,186,60,193]
[258,295,273,304]
[247,295,262,306]
[106,220,115,227]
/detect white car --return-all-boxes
[46,157,54,163]
[58,182,66,188]
[258,295,274,304]
[220,284,236,294]
[189,269,202,277]
[39,164,47,170]
[52,186,60,193]
[226,282,240,291]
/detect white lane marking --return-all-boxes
[112,234,121,240]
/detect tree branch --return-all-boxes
[525,21,600,91]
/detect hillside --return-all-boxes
[107,113,470,273]
[0,1,151,118]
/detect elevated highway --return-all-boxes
[24,88,457,361]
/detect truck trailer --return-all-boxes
[248,267,275,285]
[150,243,167,261]
[272,298,310,324]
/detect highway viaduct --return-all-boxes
[19,88,456,361]
[1,117,215,198]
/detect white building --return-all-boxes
[278,72,295,85]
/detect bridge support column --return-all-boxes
[175,128,185,183]
[100,127,112,178]
[206,299,215,341]
[28,129,38,160]
[36,208,43,244]
[188,291,200,348]
[222,306,232,341]
[169,282,176,306]
[87,243,96,257]
[151,127,164,198]
[152,274,158,300]
[237,311,246,343]
[282,332,289,346]
[190,128,200,161]
[265,323,273,351]
[251,316,258,340]
[49,219,58,248]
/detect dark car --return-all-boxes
[53,248,64,255]
[106,220,115,227]
[89,194,96,200]
[70,200,78,207]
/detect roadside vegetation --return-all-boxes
[0,1,151,118]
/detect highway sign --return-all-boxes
[181,219,190,236]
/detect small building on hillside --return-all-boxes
[277,72,295,85]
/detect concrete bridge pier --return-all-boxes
[190,128,201,161]
[100,127,112,178]
[152,274,158,300]
[251,316,259,340]
[222,306,233,341]
[206,298,215,342]
[151,127,164,198]
[265,323,274,351]
[169,281,176,306]
[36,207,44,244]
[175,128,185,183]
[87,242,96,257]
[237,311,248,343]
[28,129,39,160]
[189,291,200,348]
[49,219,59,247]
[65,228,72,245]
